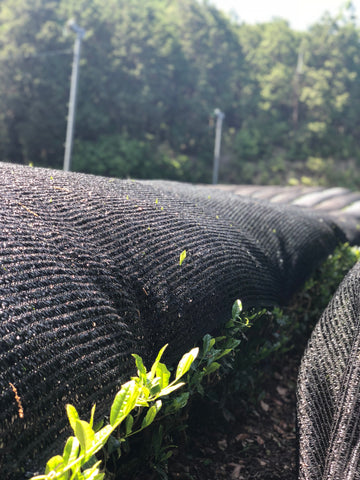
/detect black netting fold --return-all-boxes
[297,261,360,480]
[0,163,345,478]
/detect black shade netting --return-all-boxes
[297,260,360,480]
[0,162,344,478]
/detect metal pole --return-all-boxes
[63,23,85,172]
[212,108,225,185]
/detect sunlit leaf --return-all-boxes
[175,347,199,380]
[62,436,80,465]
[89,404,96,429]
[110,380,139,427]
[149,344,168,381]
[232,299,242,319]
[179,249,187,266]
[66,404,80,435]
[94,425,113,447]
[75,419,95,452]
[45,455,64,475]
[159,382,185,397]
[155,362,171,390]
[132,354,147,381]
[82,460,104,480]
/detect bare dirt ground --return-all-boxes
[167,351,300,480]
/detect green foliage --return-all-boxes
[72,134,191,181]
[26,244,360,478]
[290,242,360,330]
[29,299,252,479]
[104,298,252,478]
[30,344,199,480]
[216,243,360,404]
[1,0,360,185]
[179,249,186,266]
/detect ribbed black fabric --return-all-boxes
[297,261,360,480]
[0,163,344,478]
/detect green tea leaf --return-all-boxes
[45,455,64,475]
[149,377,161,397]
[203,362,221,375]
[232,299,242,319]
[66,404,80,435]
[138,382,150,400]
[155,362,171,389]
[89,404,96,429]
[171,392,190,411]
[93,418,104,433]
[62,436,80,465]
[141,399,162,429]
[224,338,241,350]
[82,460,104,480]
[149,344,168,381]
[75,419,95,452]
[175,347,199,380]
[202,334,215,355]
[135,398,149,407]
[179,249,187,266]
[89,473,105,480]
[159,382,185,397]
[94,425,113,447]
[110,380,139,427]
[132,354,147,381]
[125,414,134,436]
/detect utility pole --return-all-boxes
[63,20,85,172]
[212,108,225,185]
[292,44,304,129]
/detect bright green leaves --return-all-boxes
[75,420,95,453]
[62,437,80,466]
[141,399,162,429]
[155,363,171,390]
[132,354,147,380]
[149,344,168,381]
[179,249,187,266]
[45,456,64,476]
[31,298,253,480]
[110,380,139,428]
[66,404,80,433]
[32,343,199,480]
[232,299,243,319]
[186,300,249,396]
[175,347,199,380]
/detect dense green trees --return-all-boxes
[0,0,359,186]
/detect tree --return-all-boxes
[0,0,70,167]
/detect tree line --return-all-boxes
[0,0,359,187]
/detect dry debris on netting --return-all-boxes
[0,161,354,479]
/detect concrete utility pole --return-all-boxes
[292,44,304,129]
[63,20,85,172]
[212,108,225,185]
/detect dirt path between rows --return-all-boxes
[167,351,300,480]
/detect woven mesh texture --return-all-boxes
[214,184,360,244]
[297,261,360,480]
[0,162,344,478]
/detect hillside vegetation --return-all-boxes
[0,0,359,186]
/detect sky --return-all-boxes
[210,0,360,31]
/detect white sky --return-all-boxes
[210,0,360,30]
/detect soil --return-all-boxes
[166,351,300,480]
